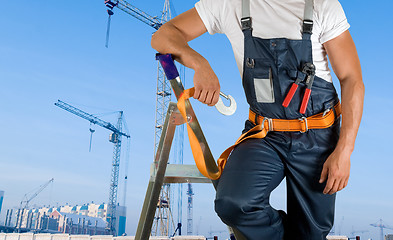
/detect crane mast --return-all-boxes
[55,100,130,235]
[104,0,186,236]
[187,183,194,235]
[107,112,124,233]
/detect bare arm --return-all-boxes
[319,30,365,194]
[151,8,220,106]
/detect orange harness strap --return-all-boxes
[249,103,341,131]
[177,87,221,180]
[217,103,341,171]
[177,87,341,180]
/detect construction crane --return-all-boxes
[104,0,162,30]
[370,219,393,240]
[55,100,130,235]
[104,0,186,236]
[16,178,54,229]
[20,178,54,209]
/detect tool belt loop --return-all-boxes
[263,117,273,133]
[298,117,308,133]
[254,111,259,125]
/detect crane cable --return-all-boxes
[105,0,118,48]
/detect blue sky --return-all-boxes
[1,0,393,239]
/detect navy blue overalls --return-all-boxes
[214,0,340,239]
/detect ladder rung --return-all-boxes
[150,164,210,184]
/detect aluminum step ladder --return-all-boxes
[134,54,246,240]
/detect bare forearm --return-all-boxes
[336,76,365,152]
[150,8,221,106]
[151,22,208,71]
[323,31,365,154]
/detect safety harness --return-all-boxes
[175,86,341,180]
[216,104,341,171]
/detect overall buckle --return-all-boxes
[241,17,252,31]
[303,20,313,34]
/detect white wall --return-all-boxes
[327,236,348,240]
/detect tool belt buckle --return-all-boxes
[298,117,309,133]
[262,117,273,133]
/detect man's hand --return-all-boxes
[193,61,220,106]
[319,147,351,194]
[150,8,221,107]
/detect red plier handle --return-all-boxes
[282,82,300,107]
[300,88,311,114]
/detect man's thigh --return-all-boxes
[215,137,285,220]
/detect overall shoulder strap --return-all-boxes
[241,0,252,31]
[303,0,314,39]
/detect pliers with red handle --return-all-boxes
[282,62,316,114]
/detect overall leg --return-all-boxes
[284,124,340,240]
[215,137,285,240]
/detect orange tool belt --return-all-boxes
[178,87,341,180]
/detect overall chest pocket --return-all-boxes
[252,59,275,103]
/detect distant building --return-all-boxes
[0,191,4,215]
[13,203,126,236]
[53,210,107,235]
[386,234,393,240]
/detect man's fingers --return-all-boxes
[319,166,328,183]
[205,91,215,106]
[333,174,350,193]
[194,89,220,106]
[198,90,208,103]
[328,175,350,194]
[344,177,349,189]
[208,91,220,106]
[194,88,202,100]
[323,177,335,194]
[337,180,346,192]
[213,91,220,105]
[328,180,340,195]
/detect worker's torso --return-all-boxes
[241,0,339,119]
[195,0,350,83]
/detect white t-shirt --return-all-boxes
[195,0,350,83]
